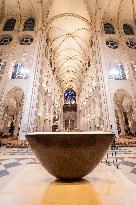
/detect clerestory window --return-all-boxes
[123,24,134,35]
[23,18,35,31]
[11,64,30,79]
[109,64,126,80]
[3,19,16,31]
[104,23,115,34]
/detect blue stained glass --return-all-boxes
[64,89,76,103]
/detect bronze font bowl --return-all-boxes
[26,132,114,179]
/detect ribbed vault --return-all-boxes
[0,0,136,92]
[0,0,136,26]
[45,0,93,93]
[102,0,136,25]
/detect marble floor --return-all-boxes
[0,147,136,204]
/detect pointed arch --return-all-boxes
[3,18,16,31]
[104,23,115,34]
[23,18,35,31]
[123,23,134,35]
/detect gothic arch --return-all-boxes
[113,89,136,136]
[23,17,35,31]
[2,87,24,137]
[104,23,115,34]
[123,23,134,35]
[3,18,16,31]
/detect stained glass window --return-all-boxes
[20,36,33,45]
[104,23,115,34]
[23,18,35,31]
[64,89,76,104]
[126,40,136,49]
[11,64,30,79]
[109,64,126,80]
[123,24,134,35]
[106,40,118,49]
[3,19,16,31]
[0,35,12,45]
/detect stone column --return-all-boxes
[13,108,22,137]
[19,31,42,140]
[117,109,126,136]
[127,111,136,134]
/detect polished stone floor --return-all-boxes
[0,147,136,204]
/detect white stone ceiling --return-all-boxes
[101,0,136,24]
[0,0,41,21]
[1,0,136,28]
[46,0,93,92]
[0,0,136,93]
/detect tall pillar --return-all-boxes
[117,110,125,136]
[127,111,136,134]
[13,108,22,137]
[19,31,42,140]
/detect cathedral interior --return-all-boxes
[0,0,136,204]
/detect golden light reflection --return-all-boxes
[40,179,101,205]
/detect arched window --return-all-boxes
[11,64,30,79]
[63,89,77,113]
[109,64,126,80]
[64,89,76,105]
[123,24,134,35]
[23,18,35,31]
[3,19,16,31]
[104,23,115,34]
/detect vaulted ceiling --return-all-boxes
[0,0,136,93]
[0,0,136,23]
[45,0,93,92]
